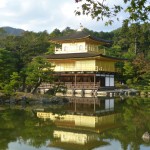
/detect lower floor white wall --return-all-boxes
[105,75,114,86]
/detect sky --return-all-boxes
[0,0,129,33]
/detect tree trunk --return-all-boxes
[31,78,42,94]
[21,76,26,92]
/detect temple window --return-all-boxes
[64,46,68,51]
[79,45,83,51]
[85,44,88,51]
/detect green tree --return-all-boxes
[0,48,17,89]
[25,56,54,94]
[123,61,135,85]
[75,0,150,24]
[123,53,150,87]
[127,23,142,55]
[15,31,50,70]
[3,72,21,95]
[114,22,150,58]
[106,45,122,57]
[1,31,50,71]
[138,23,150,57]
[62,27,74,36]
[0,31,50,92]
[46,44,55,54]
[0,28,6,37]
[117,20,130,52]
[49,28,62,38]
[132,53,150,86]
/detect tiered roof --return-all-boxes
[47,27,126,61]
[49,29,112,46]
[45,52,124,61]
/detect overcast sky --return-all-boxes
[0,0,129,33]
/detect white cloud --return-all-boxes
[0,0,127,33]
[0,0,7,8]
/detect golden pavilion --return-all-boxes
[45,26,122,94]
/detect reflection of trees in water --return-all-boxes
[0,97,150,150]
[0,108,55,150]
[100,97,150,150]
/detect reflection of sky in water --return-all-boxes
[93,140,150,150]
[140,146,150,150]
[8,140,61,150]
[7,139,150,150]
[3,96,150,150]
[93,140,122,150]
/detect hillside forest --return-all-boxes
[0,22,150,95]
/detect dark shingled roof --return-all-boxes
[45,53,99,59]
[50,30,112,45]
[45,53,125,61]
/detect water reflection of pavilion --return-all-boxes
[66,96,114,114]
[50,130,109,150]
[37,97,121,149]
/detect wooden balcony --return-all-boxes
[39,82,100,90]
[54,66,116,72]
[55,47,105,54]
[65,82,99,90]
[54,66,97,72]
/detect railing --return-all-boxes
[55,48,87,54]
[54,66,98,72]
[65,82,99,90]
[54,47,105,54]
[39,82,100,90]
[54,66,116,72]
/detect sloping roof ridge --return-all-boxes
[75,29,91,37]
[44,53,126,61]
[45,52,100,59]
[50,30,91,41]
[89,34,112,43]
[79,30,112,44]
[100,54,127,60]
[49,29,112,45]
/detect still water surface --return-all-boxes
[0,96,150,150]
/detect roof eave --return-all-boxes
[49,36,111,45]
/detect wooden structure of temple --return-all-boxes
[41,26,123,94]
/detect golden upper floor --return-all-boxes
[47,29,125,73]
[46,53,121,72]
[49,29,111,54]
[55,42,105,54]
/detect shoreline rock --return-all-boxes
[142,132,150,142]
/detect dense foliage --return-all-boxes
[25,56,54,94]
[0,22,150,95]
[0,30,53,95]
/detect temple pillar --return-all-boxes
[74,74,77,88]
[94,74,96,89]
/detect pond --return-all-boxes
[0,96,150,150]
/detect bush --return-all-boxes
[126,79,133,85]
[3,84,15,96]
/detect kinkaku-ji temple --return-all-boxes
[40,25,124,95]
